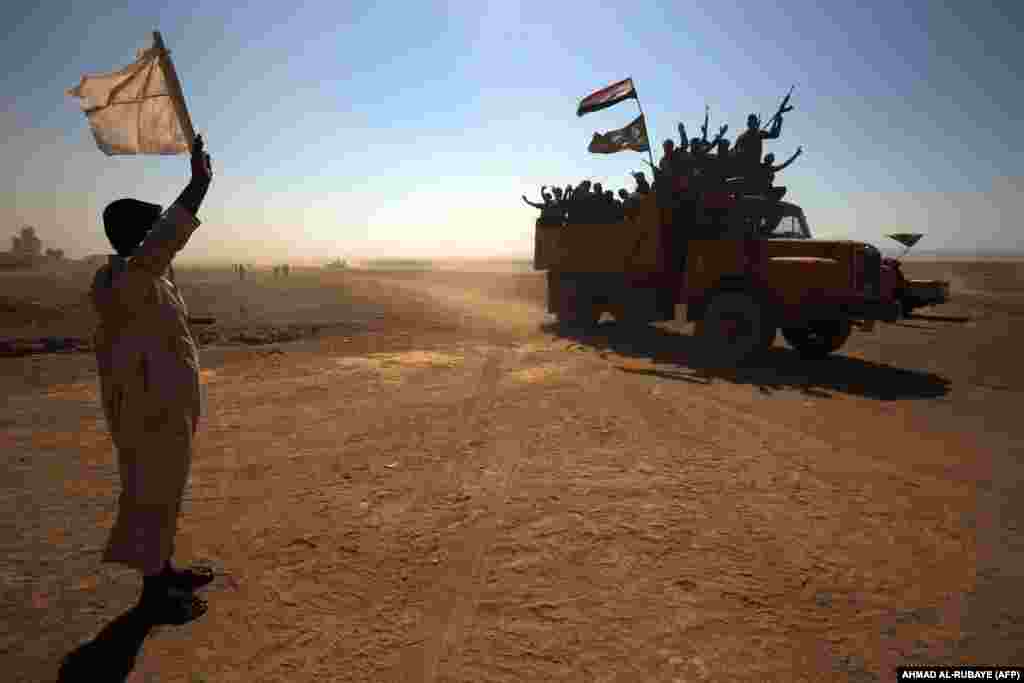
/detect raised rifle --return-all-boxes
[762,85,795,131]
[701,105,709,143]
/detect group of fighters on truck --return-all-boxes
[523,88,804,233]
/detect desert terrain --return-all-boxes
[2,258,1023,682]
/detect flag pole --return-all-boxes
[632,81,656,173]
[151,31,196,149]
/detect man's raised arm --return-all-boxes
[132,135,214,276]
[174,135,213,217]
[522,196,544,209]
[772,146,803,172]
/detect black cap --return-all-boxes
[103,199,162,257]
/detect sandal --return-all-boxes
[139,588,208,625]
[164,564,215,591]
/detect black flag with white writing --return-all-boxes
[587,114,649,154]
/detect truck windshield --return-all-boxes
[765,212,810,239]
[798,213,812,238]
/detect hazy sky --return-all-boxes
[2,0,1021,263]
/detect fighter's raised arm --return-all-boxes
[522,195,545,209]
[771,146,802,172]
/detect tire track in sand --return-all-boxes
[398,348,525,682]
[365,275,550,338]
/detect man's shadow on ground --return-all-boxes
[543,320,951,400]
[57,606,154,683]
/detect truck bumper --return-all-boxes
[842,299,901,323]
[906,280,951,307]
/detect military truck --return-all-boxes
[534,189,950,364]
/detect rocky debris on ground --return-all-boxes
[0,323,369,358]
[0,296,71,324]
[0,336,92,357]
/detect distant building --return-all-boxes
[2,226,67,269]
[11,226,42,260]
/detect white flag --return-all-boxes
[66,41,190,156]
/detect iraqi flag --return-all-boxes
[577,78,637,117]
[588,114,649,154]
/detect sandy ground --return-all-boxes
[2,260,1023,682]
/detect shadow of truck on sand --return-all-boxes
[542,320,951,401]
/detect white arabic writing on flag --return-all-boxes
[588,114,649,154]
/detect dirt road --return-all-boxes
[2,264,1022,682]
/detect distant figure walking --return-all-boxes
[88,135,216,625]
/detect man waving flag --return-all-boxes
[67,32,194,156]
[577,78,638,117]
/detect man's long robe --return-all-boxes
[90,203,202,574]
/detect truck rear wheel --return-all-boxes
[557,290,600,330]
[609,304,653,329]
[697,292,776,366]
[781,319,853,359]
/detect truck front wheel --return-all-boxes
[697,292,776,366]
[781,319,853,359]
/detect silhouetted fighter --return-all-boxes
[659,139,677,174]
[710,138,735,183]
[761,147,803,187]
[757,147,802,199]
[566,180,593,224]
[522,186,563,226]
[733,113,783,178]
[521,185,554,209]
